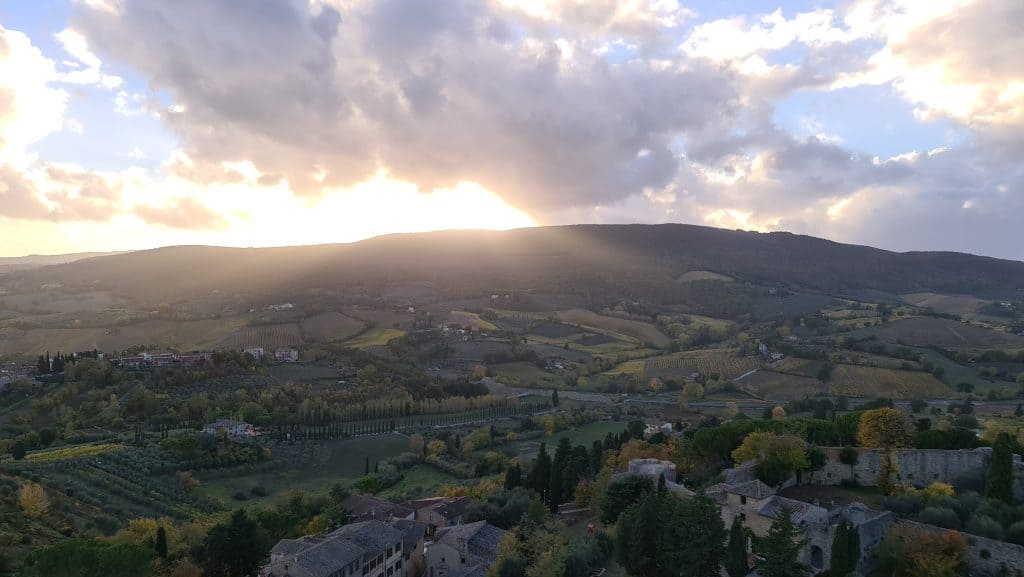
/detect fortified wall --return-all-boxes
[805,447,1024,494]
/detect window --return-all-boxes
[740,496,747,505]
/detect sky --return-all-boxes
[0,1,1022,260]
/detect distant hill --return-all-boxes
[3,224,1023,304]
[0,252,123,274]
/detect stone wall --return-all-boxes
[805,447,1024,491]
[893,519,1024,577]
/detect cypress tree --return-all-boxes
[154,526,168,559]
[986,432,1014,503]
[364,456,370,475]
[725,517,749,577]
[830,520,860,577]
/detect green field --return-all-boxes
[198,435,410,506]
[344,328,406,348]
[492,362,560,387]
[378,464,461,501]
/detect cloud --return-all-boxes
[71,0,740,211]
[134,196,229,230]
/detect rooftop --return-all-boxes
[434,521,507,565]
[726,479,776,500]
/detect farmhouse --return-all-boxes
[425,521,506,577]
[262,519,425,577]
[202,419,256,439]
[275,348,300,363]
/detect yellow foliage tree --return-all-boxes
[19,482,49,519]
[771,406,787,420]
[427,440,447,457]
[921,482,955,501]
[881,524,966,577]
[857,408,914,448]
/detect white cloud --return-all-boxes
[54,27,122,88]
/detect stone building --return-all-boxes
[425,521,506,577]
[262,520,422,577]
[706,479,892,574]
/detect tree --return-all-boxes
[909,399,928,413]
[679,382,704,408]
[598,475,653,524]
[857,408,914,448]
[1015,403,1023,417]
[528,443,552,499]
[755,507,808,577]
[154,526,168,559]
[19,482,50,519]
[409,433,425,456]
[551,389,559,407]
[197,509,270,577]
[830,520,860,577]
[616,491,725,577]
[22,539,155,577]
[858,408,913,494]
[724,517,749,577]
[879,524,965,577]
[11,440,26,460]
[771,406,787,420]
[986,432,1014,503]
[731,431,809,486]
[364,456,370,475]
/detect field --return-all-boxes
[551,309,670,348]
[343,328,406,348]
[446,311,498,331]
[378,464,461,501]
[199,435,410,505]
[642,350,760,380]
[736,370,823,401]
[515,421,626,460]
[219,323,303,350]
[301,312,364,342]
[901,293,990,317]
[828,364,951,399]
[676,270,734,283]
[857,317,1024,350]
[491,362,559,387]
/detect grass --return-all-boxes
[344,328,406,348]
[378,464,460,501]
[536,422,622,448]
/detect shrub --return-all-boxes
[1005,521,1024,546]
[918,507,961,529]
[966,514,1004,540]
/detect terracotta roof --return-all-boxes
[342,495,414,522]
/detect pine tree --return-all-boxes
[986,432,1014,503]
[755,507,809,577]
[725,517,749,577]
[1015,403,1023,418]
[829,520,860,577]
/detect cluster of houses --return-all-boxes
[113,351,211,370]
[244,346,300,363]
[261,494,505,577]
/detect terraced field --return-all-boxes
[643,351,760,380]
[219,323,303,350]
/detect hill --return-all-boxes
[3,224,1023,306]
